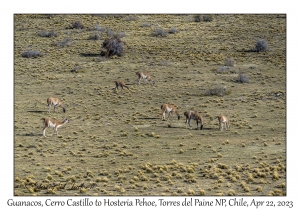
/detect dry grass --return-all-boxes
[14,14,286,196]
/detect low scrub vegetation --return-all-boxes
[169,28,178,34]
[194,14,213,22]
[225,58,235,66]
[254,39,268,52]
[53,38,72,47]
[217,66,231,74]
[14,14,286,196]
[38,30,57,37]
[101,37,124,57]
[69,20,84,29]
[141,22,151,27]
[89,33,101,40]
[152,28,168,37]
[21,50,43,58]
[236,73,250,83]
[106,29,125,39]
[204,85,230,96]
[124,15,138,21]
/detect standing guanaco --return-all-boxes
[161,104,181,120]
[184,110,204,130]
[114,80,129,91]
[41,118,69,137]
[136,71,155,85]
[47,97,66,113]
[217,115,230,131]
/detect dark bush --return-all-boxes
[101,37,124,57]
[152,28,168,37]
[169,27,178,34]
[254,39,268,52]
[236,73,249,83]
[21,50,43,58]
[205,85,229,96]
[194,15,213,22]
[70,21,84,29]
[225,58,235,66]
[38,30,57,37]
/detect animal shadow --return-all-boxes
[27,110,47,113]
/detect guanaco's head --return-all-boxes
[184,111,189,118]
[64,118,70,123]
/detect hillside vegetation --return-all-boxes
[14,14,286,196]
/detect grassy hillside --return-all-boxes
[14,14,286,196]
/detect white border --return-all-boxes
[2,1,297,209]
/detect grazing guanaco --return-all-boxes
[217,115,230,131]
[184,110,204,130]
[47,97,66,113]
[136,71,155,85]
[161,104,181,120]
[41,118,69,137]
[114,80,129,91]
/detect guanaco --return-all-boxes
[47,97,66,113]
[161,104,181,120]
[184,110,204,130]
[136,71,155,85]
[114,80,129,91]
[217,115,230,131]
[41,118,69,137]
